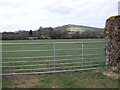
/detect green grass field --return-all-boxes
[1,39,119,88]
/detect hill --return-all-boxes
[54,24,103,33]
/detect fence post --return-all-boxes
[0,36,2,89]
[54,43,56,70]
[82,43,84,69]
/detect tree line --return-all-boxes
[1,27,103,40]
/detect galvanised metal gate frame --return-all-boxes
[0,41,106,76]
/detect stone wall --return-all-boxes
[104,16,120,70]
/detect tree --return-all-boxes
[29,30,33,37]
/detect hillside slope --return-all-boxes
[54,24,103,33]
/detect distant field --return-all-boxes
[1,39,119,88]
[2,39,104,43]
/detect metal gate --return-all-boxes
[1,41,106,76]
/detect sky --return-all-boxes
[0,0,119,32]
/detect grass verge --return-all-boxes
[2,69,119,88]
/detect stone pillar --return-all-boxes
[104,16,120,70]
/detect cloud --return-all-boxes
[47,5,72,15]
[0,0,119,32]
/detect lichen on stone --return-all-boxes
[109,16,117,20]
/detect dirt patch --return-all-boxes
[13,75,41,88]
[103,70,119,79]
[94,69,119,79]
